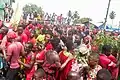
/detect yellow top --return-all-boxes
[36,34,45,43]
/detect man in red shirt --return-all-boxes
[99,45,119,79]
[0,27,9,59]
[17,26,28,45]
[5,31,25,80]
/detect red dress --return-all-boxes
[57,51,75,80]
[25,53,36,80]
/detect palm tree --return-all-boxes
[109,11,116,25]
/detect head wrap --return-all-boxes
[7,31,17,39]
[79,44,89,55]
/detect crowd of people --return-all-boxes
[4,3,13,22]
[0,18,119,80]
[23,11,79,26]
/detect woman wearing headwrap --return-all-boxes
[57,40,75,80]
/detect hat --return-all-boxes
[7,31,17,39]
[79,44,89,55]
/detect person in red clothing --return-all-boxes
[18,42,36,80]
[0,26,9,46]
[17,26,28,45]
[0,27,9,59]
[29,32,36,46]
[57,40,75,80]
[33,68,46,80]
[36,33,53,67]
[24,24,34,38]
[42,50,61,80]
[0,29,4,41]
[99,45,119,80]
[6,31,25,80]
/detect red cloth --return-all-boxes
[24,24,34,37]
[7,31,17,39]
[21,32,28,44]
[99,54,119,79]
[37,23,43,29]
[29,37,36,45]
[24,28,30,38]
[108,55,119,79]
[36,50,46,61]
[108,55,117,63]
[45,43,53,51]
[0,34,3,40]
[7,42,23,69]
[57,51,74,80]
[42,60,58,80]
[25,53,36,80]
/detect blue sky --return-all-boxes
[12,0,120,26]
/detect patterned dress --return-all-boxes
[87,65,102,80]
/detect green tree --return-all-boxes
[80,17,92,24]
[23,4,43,15]
[109,11,116,25]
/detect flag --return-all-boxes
[10,2,22,28]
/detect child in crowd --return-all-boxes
[67,71,80,80]
[33,68,46,80]
[87,52,102,80]
[96,68,112,80]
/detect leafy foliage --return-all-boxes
[23,4,44,15]
[109,11,116,20]
[93,33,120,53]
[80,18,92,24]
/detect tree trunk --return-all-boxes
[104,0,111,29]
[112,19,113,26]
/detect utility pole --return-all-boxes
[104,0,112,29]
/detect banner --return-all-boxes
[10,2,22,28]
